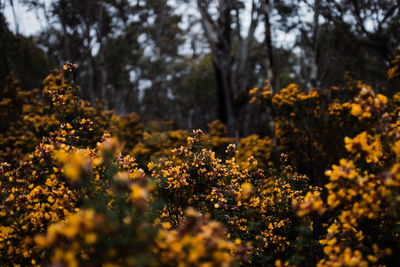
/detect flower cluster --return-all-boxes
[348,85,388,120]
[344,132,383,164]
[388,53,400,80]
[237,134,273,169]
[155,208,237,266]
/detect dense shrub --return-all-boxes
[1,62,400,266]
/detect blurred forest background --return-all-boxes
[1,0,400,137]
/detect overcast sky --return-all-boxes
[3,0,46,35]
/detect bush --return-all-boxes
[2,62,400,266]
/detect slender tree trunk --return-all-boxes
[9,0,19,34]
[310,0,321,89]
[61,23,71,61]
[0,15,11,92]
[263,0,275,93]
[213,58,236,137]
[219,0,236,137]
[97,6,108,109]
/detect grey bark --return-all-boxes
[197,0,260,138]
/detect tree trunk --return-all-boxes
[213,58,236,137]
[60,23,71,61]
[263,0,275,93]
[197,0,260,138]
[310,0,320,89]
[213,0,237,137]
[9,0,19,34]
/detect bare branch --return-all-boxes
[351,0,370,36]
[378,2,400,29]
[197,0,218,44]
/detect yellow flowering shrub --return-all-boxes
[293,91,400,266]
[348,85,388,120]
[246,61,400,265]
[344,132,383,164]
[0,68,242,266]
[154,208,238,267]
[131,120,233,169]
[0,73,60,164]
[150,130,314,265]
[0,70,142,166]
[388,54,400,80]
[250,77,393,187]
[315,135,400,266]
[237,134,273,169]
[0,133,79,264]
[3,57,400,266]
[34,139,160,266]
